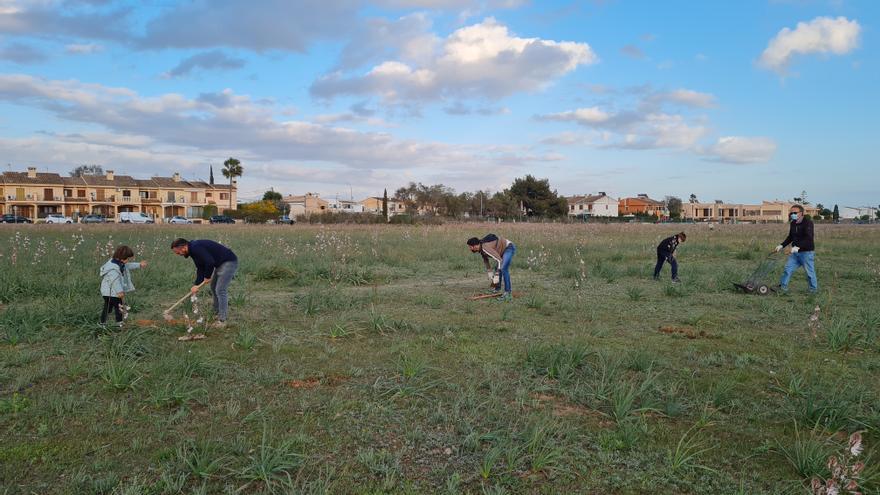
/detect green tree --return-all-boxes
[689,193,698,203]
[201,204,218,220]
[507,175,567,218]
[382,189,389,222]
[69,165,104,177]
[262,190,282,201]
[665,196,683,219]
[221,157,243,212]
[833,204,840,221]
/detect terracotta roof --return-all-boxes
[79,175,139,187]
[1,171,64,185]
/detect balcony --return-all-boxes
[141,197,161,204]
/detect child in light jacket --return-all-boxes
[99,245,147,325]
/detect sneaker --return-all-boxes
[211,320,227,329]
[671,278,681,284]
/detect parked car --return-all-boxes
[209,215,235,224]
[45,213,73,224]
[80,214,107,224]
[1,214,32,224]
[277,215,295,225]
[169,215,193,224]
[119,212,154,224]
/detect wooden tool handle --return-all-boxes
[164,282,206,313]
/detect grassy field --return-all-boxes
[1,222,879,494]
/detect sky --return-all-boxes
[0,0,876,206]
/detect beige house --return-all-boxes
[283,193,329,217]
[360,196,407,216]
[0,167,236,221]
[682,201,820,223]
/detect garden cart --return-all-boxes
[733,251,780,296]
[733,252,781,296]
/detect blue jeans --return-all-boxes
[211,260,238,321]
[500,243,516,293]
[780,251,818,292]
[654,250,677,279]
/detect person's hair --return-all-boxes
[466,237,481,246]
[113,245,134,260]
[170,238,189,249]
[678,232,687,241]
[791,204,804,213]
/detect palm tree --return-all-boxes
[221,158,243,212]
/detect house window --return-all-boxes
[64,189,72,198]
[190,192,198,202]
[206,192,212,198]
[77,189,86,198]
[220,193,228,200]
[140,191,148,199]
[123,190,131,197]
[167,192,176,202]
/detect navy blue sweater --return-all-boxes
[187,240,237,285]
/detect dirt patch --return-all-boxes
[531,393,609,423]
[659,325,714,339]
[133,318,185,327]
[286,374,348,389]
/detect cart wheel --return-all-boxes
[757,285,770,296]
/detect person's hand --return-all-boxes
[191,285,201,295]
[117,292,125,299]
[775,245,783,253]
[791,246,800,254]
[140,260,148,268]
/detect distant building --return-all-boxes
[282,193,328,217]
[567,192,619,217]
[0,166,235,222]
[682,200,820,223]
[360,196,407,216]
[840,206,878,220]
[326,197,365,213]
[619,194,668,217]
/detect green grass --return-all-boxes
[1,222,879,493]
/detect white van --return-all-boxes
[119,212,154,224]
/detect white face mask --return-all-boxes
[790,213,799,221]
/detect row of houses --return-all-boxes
[566,193,823,223]
[566,193,668,218]
[0,167,237,221]
[282,193,408,217]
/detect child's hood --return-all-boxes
[100,259,121,276]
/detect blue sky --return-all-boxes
[0,0,875,207]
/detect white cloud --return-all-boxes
[0,74,549,194]
[65,43,102,54]
[538,107,610,125]
[163,50,246,78]
[311,18,596,104]
[759,16,861,73]
[652,89,715,108]
[703,136,777,164]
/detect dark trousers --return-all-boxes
[101,296,123,323]
[654,251,677,279]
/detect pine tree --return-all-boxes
[833,204,840,221]
[382,189,389,222]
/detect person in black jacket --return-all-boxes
[653,232,686,282]
[774,204,817,293]
[171,238,238,327]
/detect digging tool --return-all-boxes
[162,281,207,320]
[468,291,523,301]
